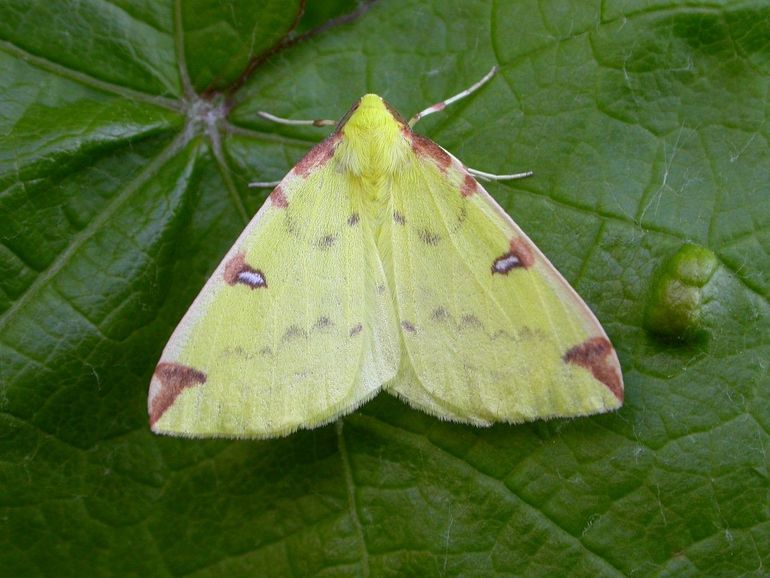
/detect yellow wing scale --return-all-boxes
[149,93,622,438]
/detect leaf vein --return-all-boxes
[0,39,181,111]
[0,132,191,332]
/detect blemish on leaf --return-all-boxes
[644,243,718,340]
[564,337,623,401]
[150,363,207,426]
[270,185,288,208]
[349,323,363,337]
[411,134,451,171]
[401,320,417,333]
[224,253,267,289]
[492,237,535,274]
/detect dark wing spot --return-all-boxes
[221,345,250,360]
[411,134,451,171]
[259,346,273,356]
[564,337,623,402]
[418,229,442,245]
[282,325,308,342]
[456,205,468,227]
[491,329,514,341]
[317,234,337,249]
[284,214,300,236]
[349,323,363,337]
[460,314,482,328]
[491,237,535,274]
[348,213,360,226]
[270,185,288,208]
[431,307,449,321]
[393,211,406,225]
[314,316,334,330]
[150,363,207,426]
[224,253,267,289]
[401,320,417,333]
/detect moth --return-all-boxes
[149,68,623,438]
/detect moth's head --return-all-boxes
[334,94,411,177]
[337,94,408,134]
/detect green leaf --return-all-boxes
[181,0,303,92]
[1,0,768,576]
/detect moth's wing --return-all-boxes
[382,139,623,425]
[149,139,400,438]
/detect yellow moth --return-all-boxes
[149,68,623,438]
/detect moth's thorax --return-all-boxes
[335,94,411,183]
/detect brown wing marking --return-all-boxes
[223,253,267,289]
[150,362,207,426]
[564,337,623,401]
[492,238,535,274]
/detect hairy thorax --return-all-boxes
[335,94,413,228]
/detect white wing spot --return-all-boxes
[492,254,520,273]
[237,270,266,287]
